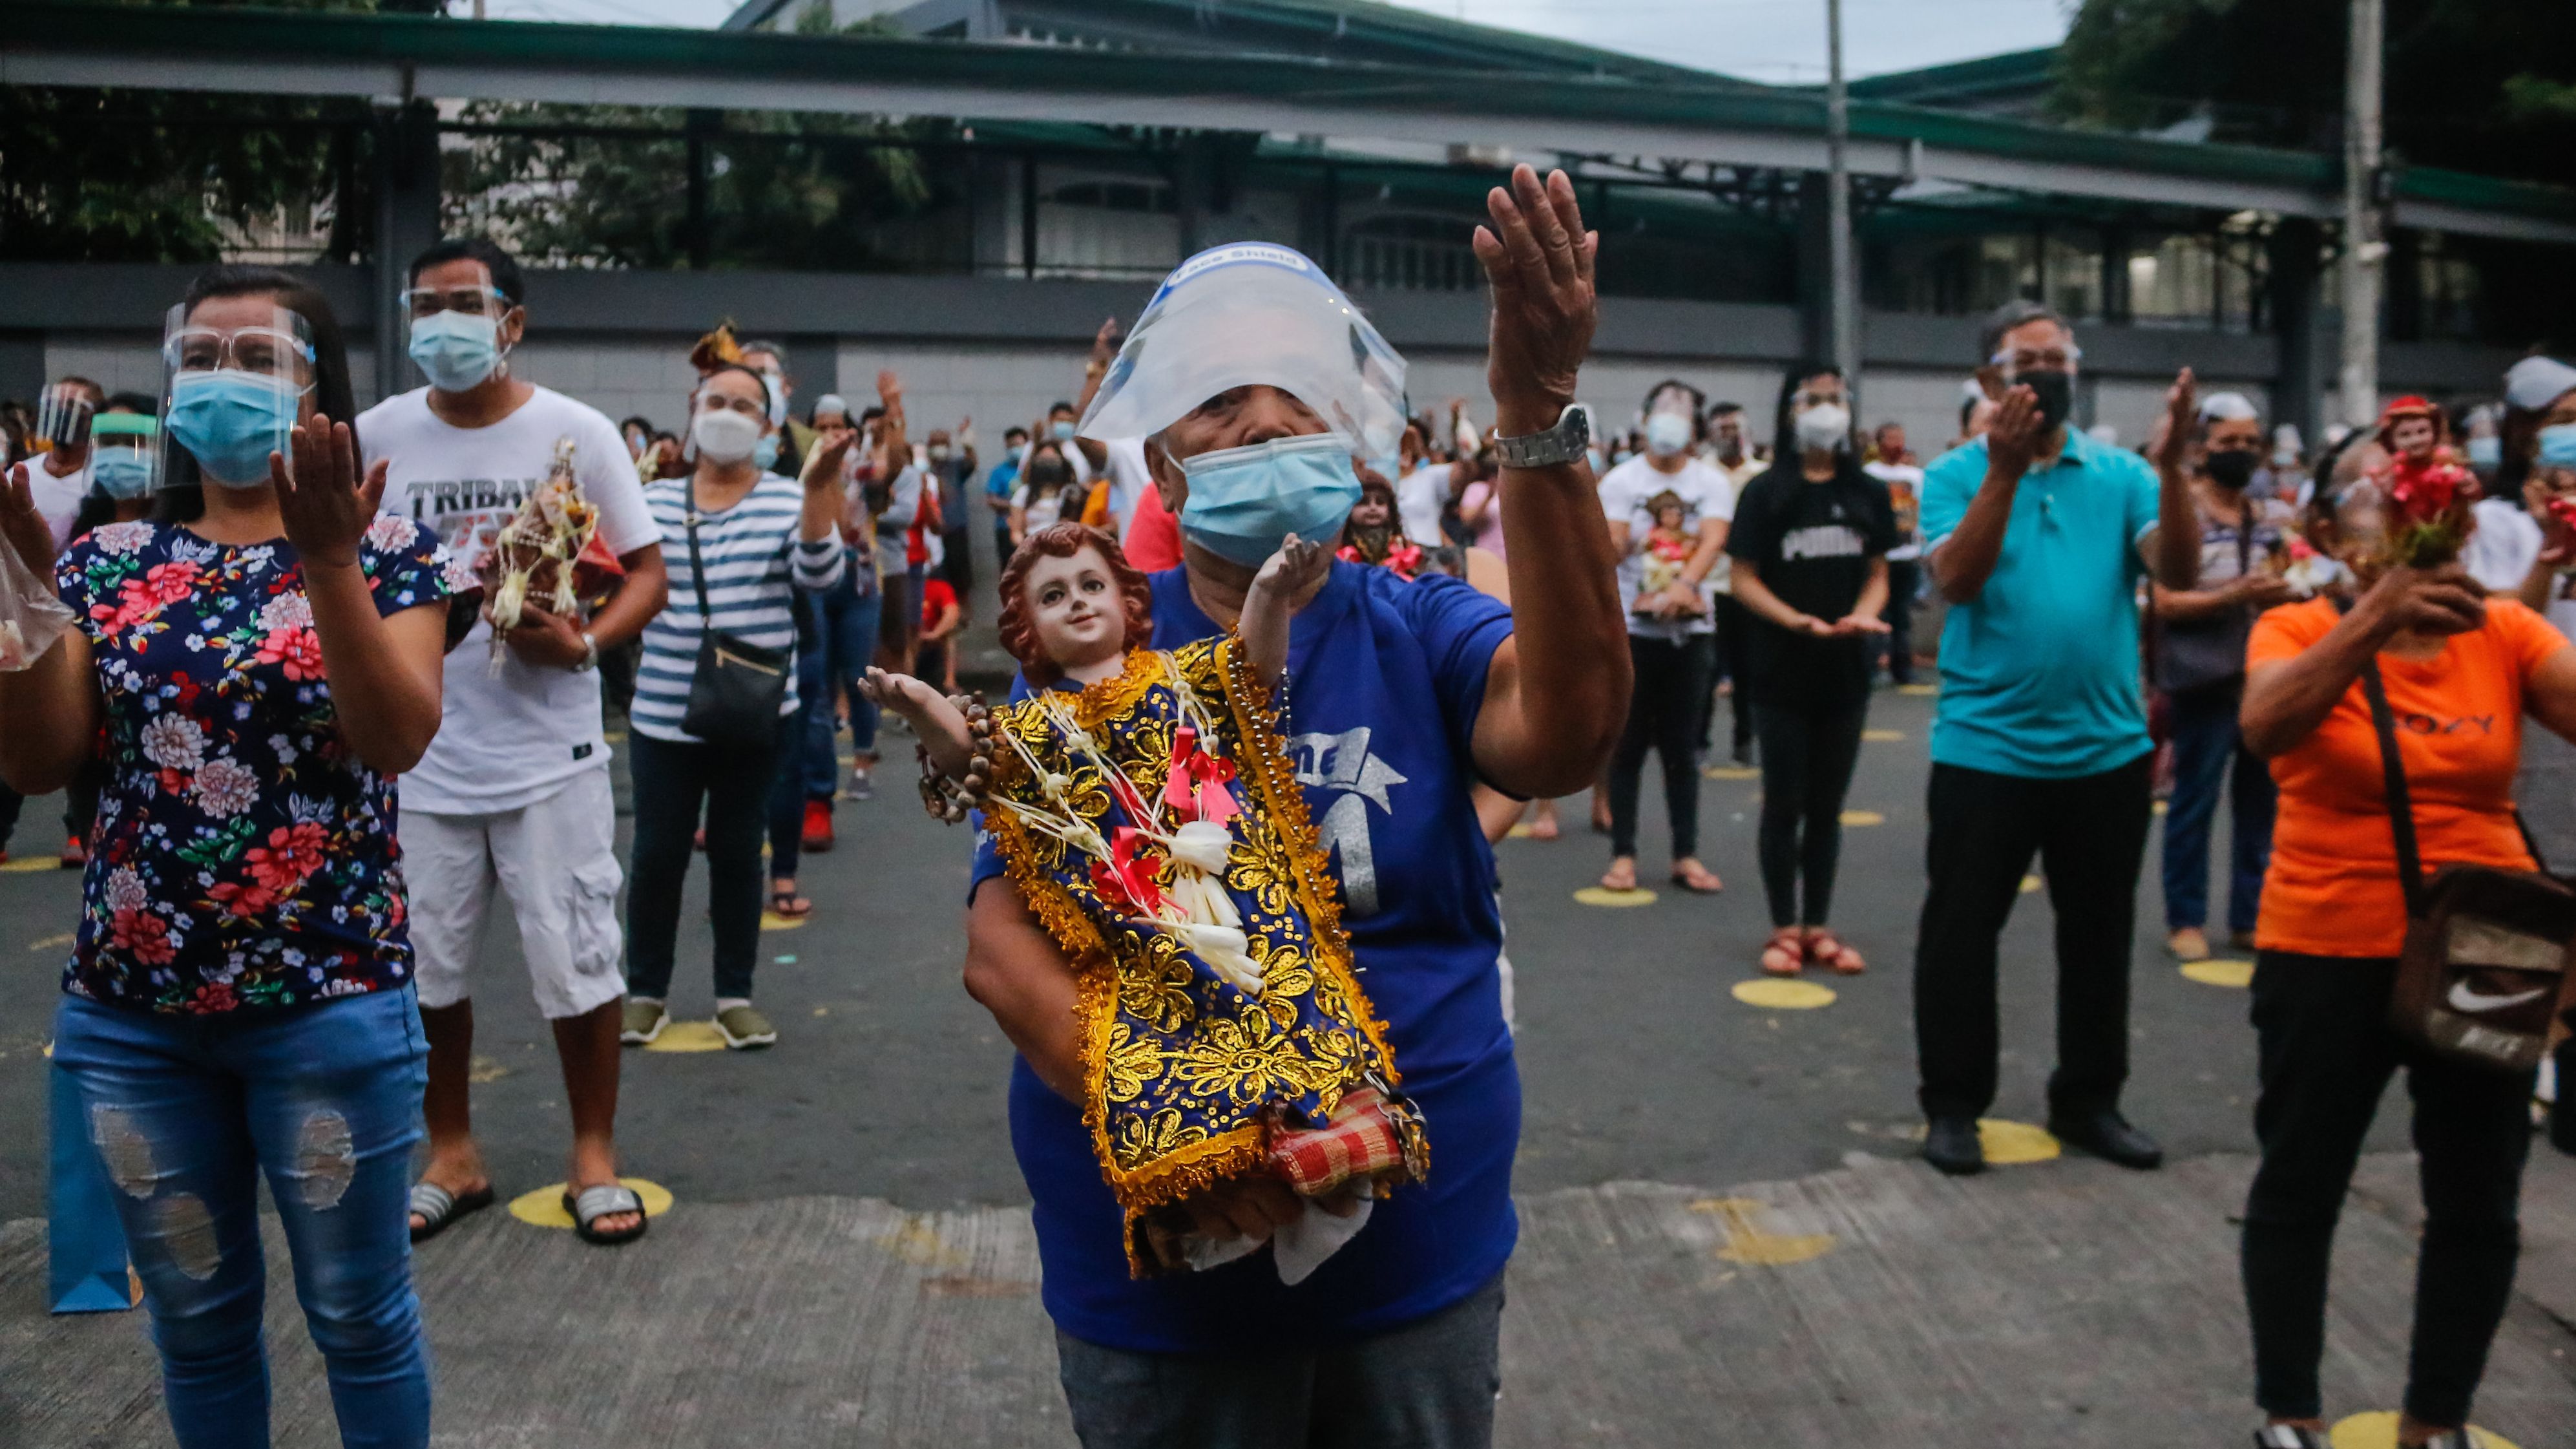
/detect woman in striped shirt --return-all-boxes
[622,364,848,1052]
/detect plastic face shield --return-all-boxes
[34,383,95,452]
[159,300,315,490]
[89,414,160,500]
[401,282,512,333]
[1078,243,1409,474]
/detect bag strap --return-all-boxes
[681,469,717,639]
[2356,658,2430,920]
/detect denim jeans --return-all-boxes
[2160,682,2276,935]
[813,562,883,767]
[52,988,432,1449]
[1054,1273,1504,1449]
[626,724,788,1002]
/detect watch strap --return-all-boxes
[1491,404,1589,469]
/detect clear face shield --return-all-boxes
[1078,243,1410,476]
[89,414,160,500]
[159,300,315,491]
[403,281,514,392]
[34,383,96,456]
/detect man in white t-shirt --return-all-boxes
[358,238,671,1246]
[1864,420,1927,685]
[1594,381,1734,895]
[26,376,105,550]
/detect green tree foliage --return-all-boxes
[0,0,397,262]
[2054,0,2576,184]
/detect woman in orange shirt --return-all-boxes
[2236,480,2576,1449]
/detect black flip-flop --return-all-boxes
[769,888,812,919]
[408,1181,494,1243]
[563,1183,649,1246]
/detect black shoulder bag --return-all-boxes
[677,471,791,750]
[2358,659,2576,1073]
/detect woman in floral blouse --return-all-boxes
[0,266,453,1449]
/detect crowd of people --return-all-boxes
[1,162,2573,1449]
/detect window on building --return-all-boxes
[1342,213,1482,292]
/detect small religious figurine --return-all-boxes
[477,436,623,670]
[1635,487,1694,607]
[863,522,1427,1278]
[2368,395,2476,568]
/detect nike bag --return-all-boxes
[48,1063,136,1314]
[2361,661,2576,1074]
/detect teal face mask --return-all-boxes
[754,432,781,472]
[1176,432,1363,567]
[93,451,154,499]
[2466,435,2502,469]
[2540,423,2576,470]
[406,310,503,392]
[1051,420,1077,442]
[167,370,302,488]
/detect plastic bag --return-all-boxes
[0,538,74,672]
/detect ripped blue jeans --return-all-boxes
[52,988,432,1449]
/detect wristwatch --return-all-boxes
[572,631,599,673]
[1491,403,1590,470]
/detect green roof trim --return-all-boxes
[5,2,2569,228]
[1843,47,2057,104]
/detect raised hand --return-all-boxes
[1088,318,1121,368]
[1471,164,1598,439]
[273,413,388,571]
[801,424,857,494]
[1985,385,2044,481]
[1251,532,1331,606]
[2152,366,2199,478]
[1,464,57,576]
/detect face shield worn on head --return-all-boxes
[1078,243,1410,477]
[34,383,95,454]
[89,414,159,500]
[160,300,315,491]
[403,282,512,393]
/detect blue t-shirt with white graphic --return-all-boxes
[970,560,1518,1352]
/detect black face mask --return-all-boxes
[2204,448,2259,490]
[2018,371,2073,435]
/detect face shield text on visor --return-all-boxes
[1078,243,1410,477]
[160,301,315,491]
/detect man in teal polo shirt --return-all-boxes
[1912,299,2201,1176]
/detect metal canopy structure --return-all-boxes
[6,1,2574,246]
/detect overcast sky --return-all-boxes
[473,0,2073,82]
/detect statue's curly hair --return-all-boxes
[996,522,1157,686]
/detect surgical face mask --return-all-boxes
[168,370,302,487]
[1586,447,1606,476]
[1795,403,1850,453]
[1644,412,1693,458]
[753,432,781,472]
[2466,435,2502,469]
[693,407,762,466]
[2204,448,2259,490]
[1176,432,1364,567]
[2016,371,2075,434]
[928,443,952,463]
[1051,419,1077,442]
[408,310,505,393]
[93,450,154,500]
[2540,423,2576,471]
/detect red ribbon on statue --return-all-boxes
[1161,725,1241,829]
[1091,827,1169,917]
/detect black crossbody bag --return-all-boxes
[2357,659,2576,1073]
[678,471,790,750]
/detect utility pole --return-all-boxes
[1824,0,1859,394]
[2338,0,2385,427]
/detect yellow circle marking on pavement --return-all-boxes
[0,856,63,874]
[2020,874,2042,894]
[465,1055,510,1084]
[1691,1198,1836,1265]
[760,909,808,932]
[1732,978,1836,1010]
[1839,810,1884,827]
[1896,682,1938,697]
[2180,957,2256,988]
[1505,822,1538,839]
[1573,887,1657,907]
[602,729,627,743]
[1702,765,1759,781]
[1976,1119,2061,1165]
[508,1178,675,1230]
[2329,1413,2518,1449]
[26,931,74,952]
[2153,798,2168,816]
[1861,728,1905,742]
[642,1020,728,1053]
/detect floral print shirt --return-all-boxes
[54,518,453,1014]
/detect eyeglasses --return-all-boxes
[1991,346,2083,373]
[698,392,768,419]
[401,286,512,321]
[164,326,315,375]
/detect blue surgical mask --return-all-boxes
[167,370,302,487]
[1051,420,1077,442]
[407,310,504,393]
[1177,432,1363,567]
[755,432,781,472]
[2539,423,2576,471]
[2466,434,2502,469]
[92,452,153,500]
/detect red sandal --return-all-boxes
[1804,928,1866,976]
[1759,927,1805,977]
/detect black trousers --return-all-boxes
[1607,633,1715,861]
[1913,754,2152,1122]
[624,724,788,1002]
[1708,595,1754,757]
[1753,700,1867,927]
[2241,951,2533,1427]
[1880,558,1918,684]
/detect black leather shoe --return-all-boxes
[1922,1116,1984,1176]
[2048,1109,2164,1170]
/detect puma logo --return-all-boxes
[2445,978,2550,1015]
